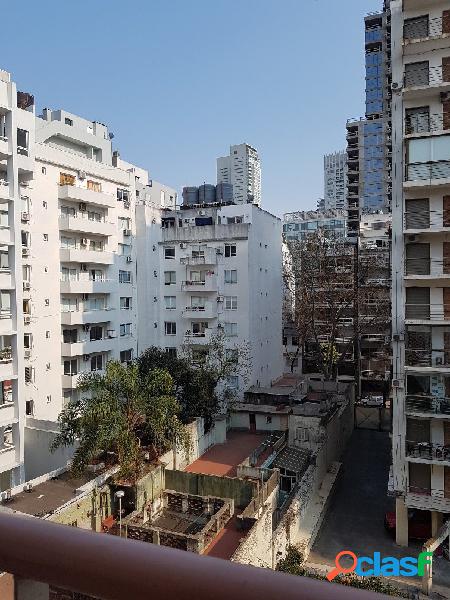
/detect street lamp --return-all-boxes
[115,490,125,537]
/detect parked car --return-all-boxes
[384,509,432,541]
[360,395,384,407]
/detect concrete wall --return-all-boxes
[24,419,75,480]
[165,470,257,509]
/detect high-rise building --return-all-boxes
[390,0,450,546]
[283,209,348,242]
[217,143,261,206]
[323,151,347,210]
[137,202,283,393]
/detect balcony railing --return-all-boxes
[0,512,380,600]
[406,394,450,416]
[404,209,450,230]
[405,348,450,368]
[406,160,450,181]
[404,16,446,43]
[406,303,450,321]
[404,64,445,89]
[405,112,450,135]
[406,440,450,461]
[404,258,449,276]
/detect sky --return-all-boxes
[2,0,381,217]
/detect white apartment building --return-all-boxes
[323,151,347,211]
[217,143,261,206]
[390,0,450,545]
[137,202,283,393]
[0,71,31,489]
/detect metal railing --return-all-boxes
[406,160,450,181]
[406,394,450,416]
[405,348,450,368]
[406,440,450,461]
[404,64,446,89]
[404,16,445,42]
[0,512,386,600]
[404,258,449,276]
[405,111,450,135]
[406,303,450,320]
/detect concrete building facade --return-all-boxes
[390,0,450,545]
[217,144,261,206]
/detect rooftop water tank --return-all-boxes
[198,184,216,204]
[182,186,199,206]
[216,182,234,203]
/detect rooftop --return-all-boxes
[185,431,268,477]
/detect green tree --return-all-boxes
[51,360,190,481]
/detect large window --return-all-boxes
[165,322,176,335]
[120,297,132,310]
[91,355,103,372]
[164,271,176,285]
[224,322,238,337]
[120,349,133,363]
[224,296,237,310]
[119,270,131,283]
[164,247,175,260]
[164,296,176,309]
[224,244,236,257]
[224,269,237,284]
[120,323,132,337]
[64,359,78,376]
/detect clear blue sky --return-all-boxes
[3,0,381,216]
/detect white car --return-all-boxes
[360,395,384,407]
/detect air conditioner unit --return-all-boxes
[126,256,132,263]
[78,170,86,180]
[21,211,30,222]
[24,315,31,325]
[83,354,90,362]
[79,203,87,211]
[80,238,88,246]
[24,349,31,359]
[217,296,224,302]
[123,229,132,237]
[81,264,88,272]
[391,82,402,92]
[22,248,30,257]
[180,243,187,249]
[23,281,30,291]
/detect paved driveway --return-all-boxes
[308,429,450,598]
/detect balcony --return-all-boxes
[405,112,450,138]
[406,303,450,323]
[403,65,450,99]
[182,302,217,319]
[405,160,450,186]
[184,328,214,345]
[405,348,450,370]
[406,440,450,465]
[406,394,450,418]
[0,444,17,472]
[406,486,450,514]
[0,136,10,161]
[60,277,117,295]
[0,511,375,600]
[60,308,114,326]
[0,181,10,201]
[0,401,15,427]
[60,248,114,265]
[0,348,13,380]
[404,258,450,282]
[181,275,217,293]
[404,16,449,49]
[58,184,116,208]
[59,215,115,237]
[404,209,450,233]
[61,337,115,357]
[180,248,218,266]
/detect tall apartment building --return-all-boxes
[283,209,348,242]
[0,71,31,489]
[217,143,261,206]
[323,151,347,210]
[390,0,450,545]
[136,201,283,393]
[346,8,393,239]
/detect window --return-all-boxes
[64,359,78,376]
[165,347,177,357]
[120,297,132,310]
[87,180,102,192]
[60,236,76,249]
[120,323,132,337]
[405,61,429,88]
[227,216,243,224]
[60,172,75,186]
[296,428,309,442]
[192,322,208,335]
[89,240,103,252]
[226,375,239,389]
[64,117,73,126]
[90,326,103,341]
[0,292,10,315]
[91,355,103,371]
[117,188,129,202]
[0,380,12,405]
[88,210,102,222]
[22,231,30,247]
[119,243,131,256]
[24,333,32,349]
[119,270,131,283]
[164,271,176,285]
[224,322,238,337]
[26,399,34,416]
[164,296,176,310]
[165,322,177,335]
[224,296,237,310]
[63,329,78,344]
[224,244,236,257]
[17,129,29,154]
[89,297,105,311]
[120,349,133,363]
[404,15,429,40]
[0,208,8,228]
[224,270,237,284]
[43,234,48,242]
[0,248,9,270]
[119,217,131,230]
[164,247,175,260]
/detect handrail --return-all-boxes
[0,512,386,600]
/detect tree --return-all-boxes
[139,331,251,428]
[285,231,390,381]
[51,360,190,481]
